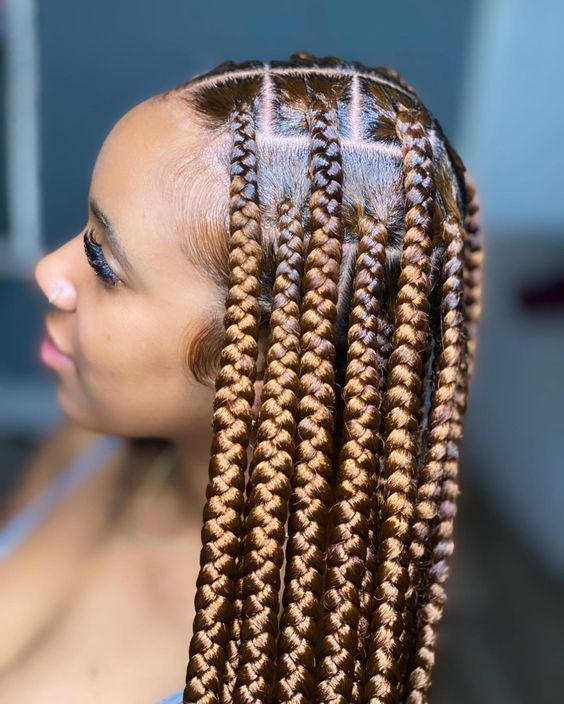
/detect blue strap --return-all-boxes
[156,689,183,704]
[0,434,123,561]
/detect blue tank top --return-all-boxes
[0,434,184,704]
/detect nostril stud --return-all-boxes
[48,287,62,304]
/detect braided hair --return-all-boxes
[161,52,483,704]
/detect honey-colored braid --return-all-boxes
[401,210,467,704]
[164,56,481,704]
[461,173,482,384]
[231,199,306,704]
[395,302,437,702]
[352,302,395,704]
[314,212,388,704]
[397,213,446,702]
[222,464,252,704]
[274,92,344,704]
[364,107,436,704]
[183,102,263,704]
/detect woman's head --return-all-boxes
[35,52,483,702]
[34,54,466,442]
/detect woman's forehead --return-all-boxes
[90,97,210,232]
[88,96,227,287]
[91,96,205,192]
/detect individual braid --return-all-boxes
[183,102,263,704]
[314,212,388,704]
[401,209,467,704]
[439,143,482,389]
[221,453,253,704]
[230,199,306,704]
[461,173,482,384]
[274,92,344,704]
[402,181,480,704]
[363,106,436,704]
[396,213,447,702]
[352,302,395,704]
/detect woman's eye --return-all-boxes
[83,228,120,288]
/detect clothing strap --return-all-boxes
[1,433,186,704]
[0,434,123,561]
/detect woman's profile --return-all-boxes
[0,52,482,703]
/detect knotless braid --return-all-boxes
[231,199,306,704]
[314,212,388,704]
[404,173,482,704]
[363,107,436,704]
[274,92,345,704]
[171,56,481,704]
[352,300,395,704]
[184,101,263,704]
[461,174,483,385]
[222,457,252,704]
[397,211,444,703]
[401,209,467,704]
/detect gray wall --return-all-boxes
[459,0,564,237]
[456,0,564,576]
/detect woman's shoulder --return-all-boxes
[0,418,125,523]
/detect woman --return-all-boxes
[0,53,482,703]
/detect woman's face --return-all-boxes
[34,95,226,440]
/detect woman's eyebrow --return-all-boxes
[88,196,135,276]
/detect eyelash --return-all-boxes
[83,227,120,288]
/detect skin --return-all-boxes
[33,94,257,516]
[3,94,264,700]
[35,95,222,441]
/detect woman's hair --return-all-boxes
[161,52,483,704]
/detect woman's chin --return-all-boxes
[55,386,108,435]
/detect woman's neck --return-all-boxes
[173,426,215,523]
[112,418,259,545]
[173,417,259,522]
[108,427,212,544]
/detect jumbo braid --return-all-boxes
[461,173,482,384]
[363,107,435,704]
[222,455,253,704]
[396,220,444,701]
[401,210,468,704]
[274,92,344,704]
[399,164,481,704]
[169,55,479,704]
[231,199,306,704]
[352,304,395,704]
[314,212,388,704]
[183,102,262,704]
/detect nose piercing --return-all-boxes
[48,286,62,304]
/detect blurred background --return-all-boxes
[0,0,562,701]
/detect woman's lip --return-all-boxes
[40,328,74,369]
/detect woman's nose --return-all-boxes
[34,245,78,312]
